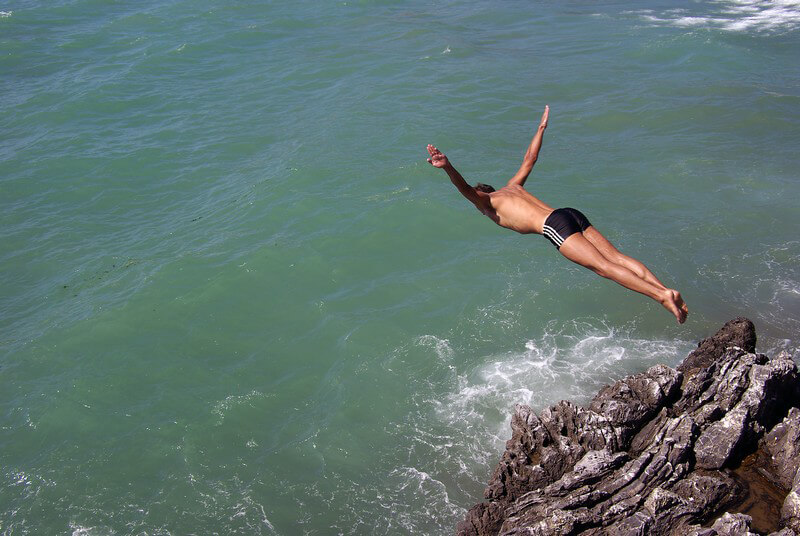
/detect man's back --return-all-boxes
[485,185,554,235]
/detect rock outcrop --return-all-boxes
[458,318,800,535]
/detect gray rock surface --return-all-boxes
[687,512,758,535]
[782,467,800,533]
[763,405,800,489]
[678,317,757,375]
[457,319,800,536]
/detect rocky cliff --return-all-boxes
[458,318,800,535]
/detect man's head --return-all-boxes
[475,182,495,193]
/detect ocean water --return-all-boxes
[2,0,799,534]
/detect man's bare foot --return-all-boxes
[660,289,688,324]
[674,290,688,316]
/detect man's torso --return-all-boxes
[482,185,554,234]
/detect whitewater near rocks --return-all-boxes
[459,318,800,535]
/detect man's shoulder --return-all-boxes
[493,184,527,197]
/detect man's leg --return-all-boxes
[582,226,667,290]
[557,232,687,323]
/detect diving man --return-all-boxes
[426,105,688,323]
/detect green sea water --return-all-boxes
[2,1,799,534]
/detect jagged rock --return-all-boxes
[768,528,796,536]
[693,349,798,469]
[457,502,504,536]
[754,364,800,534]
[458,319,800,536]
[588,364,682,448]
[782,467,800,533]
[763,404,800,489]
[769,529,796,536]
[687,512,759,535]
[678,317,756,375]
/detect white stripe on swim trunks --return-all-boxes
[542,225,564,245]
[542,227,563,245]
[543,232,563,247]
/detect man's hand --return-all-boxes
[426,144,449,168]
[539,105,549,130]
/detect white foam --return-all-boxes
[211,390,271,425]
[377,319,695,532]
[185,474,278,534]
[0,11,12,18]
[383,466,465,532]
[631,0,800,33]
[455,321,685,408]
[704,241,800,338]
[69,522,109,536]
[365,186,410,202]
[415,335,454,362]
[673,16,719,27]
[308,323,696,533]
[425,320,692,494]
[778,279,800,296]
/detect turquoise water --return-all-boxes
[2,1,799,533]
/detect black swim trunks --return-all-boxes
[542,207,592,249]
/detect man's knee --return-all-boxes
[593,258,621,279]
[580,257,611,278]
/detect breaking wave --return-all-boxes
[628,0,800,33]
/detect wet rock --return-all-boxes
[588,364,682,449]
[693,349,797,470]
[687,512,758,535]
[768,529,795,536]
[678,317,756,375]
[458,319,799,536]
[782,467,800,533]
[456,502,504,536]
[763,404,800,489]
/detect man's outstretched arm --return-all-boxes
[506,105,549,188]
[427,144,490,209]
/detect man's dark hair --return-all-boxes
[475,183,495,193]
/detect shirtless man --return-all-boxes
[426,105,688,324]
